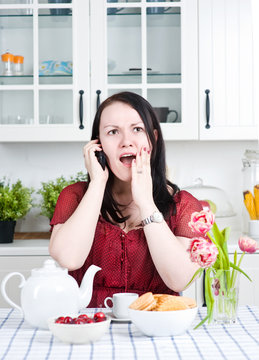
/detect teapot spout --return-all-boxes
[79,265,101,309]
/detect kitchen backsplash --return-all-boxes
[0,140,257,233]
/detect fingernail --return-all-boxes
[143,147,147,151]
[147,150,150,154]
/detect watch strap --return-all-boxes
[141,211,164,227]
[141,216,153,226]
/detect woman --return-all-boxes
[49,92,201,308]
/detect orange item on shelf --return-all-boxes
[1,52,14,62]
[13,55,24,64]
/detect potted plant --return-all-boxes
[0,179,33,243]
[38,171,87,221]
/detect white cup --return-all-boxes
[248,220,259,239]
[104,293,139,319]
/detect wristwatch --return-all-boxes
[141,211,164,227]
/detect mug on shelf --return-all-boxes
[153,107,178,123]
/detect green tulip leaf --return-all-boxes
[230,262,252,282]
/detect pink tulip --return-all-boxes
[188,237,218,268]
[238,236,259,254]
[188,210,215,235]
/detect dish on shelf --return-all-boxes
[122,69,160,75]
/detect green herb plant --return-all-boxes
[0,179,33,221]
[38,172,87,220]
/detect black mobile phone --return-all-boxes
[95,150,107,170]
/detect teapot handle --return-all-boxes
[1,272,25,315]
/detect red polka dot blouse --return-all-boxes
[50,182,202,308]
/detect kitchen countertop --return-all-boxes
[0,239,50,256]
[0,230,253,256]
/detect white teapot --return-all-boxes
[1,259,101,329]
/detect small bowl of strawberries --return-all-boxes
[48,312,111,344]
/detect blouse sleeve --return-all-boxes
[50,182,88,228]
[171,190,203,238]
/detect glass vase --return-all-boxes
[211,269,239,324]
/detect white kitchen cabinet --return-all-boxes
[91,0,199,140]
[199,0,256,140]
[0,0,199,141]
[0,0,91,142]
[235,253,259,306]
[0,255,51,308]
[0,0,255,142]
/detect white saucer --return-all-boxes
[107,312,131,322]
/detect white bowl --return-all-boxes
[128,307,198,336]
[48,316,111,344]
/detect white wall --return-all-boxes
[0,140,257,233]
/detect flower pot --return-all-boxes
[0,220,16,243]
[211,269,239,324]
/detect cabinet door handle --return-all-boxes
[205,89,210,129]
[79,90,84,130]
[96,90,101,110]
[202,270,206,307]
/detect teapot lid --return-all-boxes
[31,259,68,277]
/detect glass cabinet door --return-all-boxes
[0,8,33,85]
[99,0,196,139]
[38,4,72,85]
[0,5,33,126]
[38,3,73,125]
[107,5,141,85]
[146,6,181,84]
[0,0,90,140]
[105,1,182,115]
[0,90,33,124]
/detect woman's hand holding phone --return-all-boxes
[83,140,109,183]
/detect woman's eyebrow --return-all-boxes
[103,124,119,129]
[103,122,143,129]
[131,122,143,127]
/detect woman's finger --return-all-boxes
[131,158,137,175]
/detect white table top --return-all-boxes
[0,306,258,360]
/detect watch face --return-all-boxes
[153,211,164,223]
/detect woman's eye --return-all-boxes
[133,127,144,132]
[107,129,118,135]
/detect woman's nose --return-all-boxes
[120,132,133,148]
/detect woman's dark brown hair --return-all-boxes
[91,91,179,225]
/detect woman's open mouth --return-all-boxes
[119,153,136,167]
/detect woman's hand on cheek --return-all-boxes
[83,140,109,183]
[131,147,154,209]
